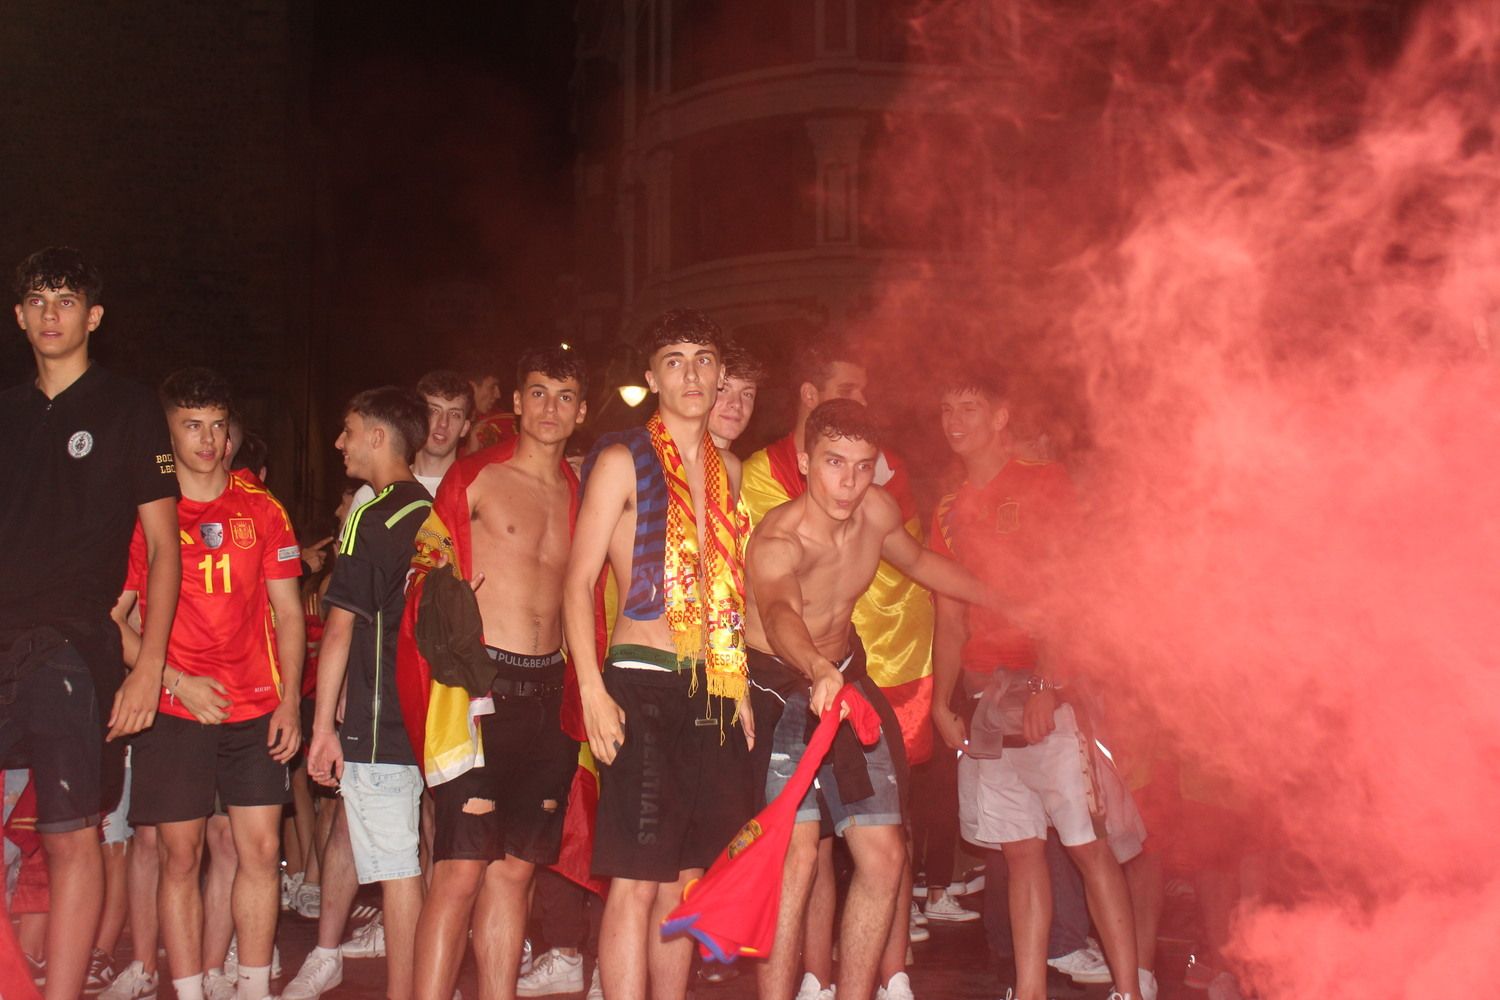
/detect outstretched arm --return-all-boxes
[748,532,844,716]
[563,445,632,765]
[880,515,990,607]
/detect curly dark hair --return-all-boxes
[345,386,429,464]
[806,398,881,450]
[159,367,234,413]
[719,339,767,387]
[13,246,104,306]
[639,309,723,358]
[416,369,476,419]
[516,347,589,398]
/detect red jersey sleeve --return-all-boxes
[256,491,302,582]
[124,519,147,593]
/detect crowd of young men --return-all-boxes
[3,248,1175,1000]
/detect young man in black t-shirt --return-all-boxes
[288,386,432,1000]
[0,247,182,1000]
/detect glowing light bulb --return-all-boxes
[618,384,649,407]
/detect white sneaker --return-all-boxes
[908,904,930,944]
[910,901,928,927]
[586,966,604,1000]
[280,870,305,910]
[1048,945,1112,984]
[876,971,914,1000]
[99,961,158,1000]
[202,970,237,1000]
[516,949,584,996]
[794,972,835,1000]
[923,894,979,923]
[1139,968,1159,1000]
[294,881,322,919]
[281,948,343,1000]
[222,938,282,979]
[341,912,386,958]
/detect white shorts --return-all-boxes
[958,703,1146,862]
[341,761,423,884]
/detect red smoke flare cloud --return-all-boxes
[862,2,1500,995]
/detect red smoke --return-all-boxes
[862,1,1500,995]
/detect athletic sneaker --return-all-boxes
[1184,954,1216,991]
[281,948,344,1000]
[1139,968,1159,1000]
[280,870,305,910]
[203,970,237,1000]
[876,971,915,1000]
[293,880,322,919]
[1206,972,1246,1000]
[341,911,387,958]
[910,900,928,927]
[223,937,283,979]
[586,966,603,1000]
[909,903,931,944]
[1048,945,1112,984]
[99,960,158,1000]
[794,972,835,1000]
[923,894,979,923]
[517,949,585,996]
[84,947,117,995]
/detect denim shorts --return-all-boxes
[340,761,423,884]
[765,689,903,837]
[101,746,133,845]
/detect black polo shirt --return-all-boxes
[323,479,432,766]
[0,366,178,664]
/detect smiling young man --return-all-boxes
[291,387,433,1000]
[564,309,754,1000]
[930,371,1144,1000]
[0,247,181,1000]
[114,368,304,1000]
[743,399,991,1000]
[707,340,764,451]
[404,347,589,1000]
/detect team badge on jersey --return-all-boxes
[67,430,94,459]
[230,517,257,549]
[996,500,1021,534]
[200,522,225,549]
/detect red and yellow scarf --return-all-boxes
[648,411,749,701]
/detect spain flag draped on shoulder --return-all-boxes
[741,433,935,765]
[397,439,607,893]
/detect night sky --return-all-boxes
[1,1,578,528]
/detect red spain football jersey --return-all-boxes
[931,459,1078,673]
[127,469,301,721]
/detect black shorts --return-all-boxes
[129,711,291,825]
[432,663,577,866]
[0,628,105,834]
[591,660,754,883]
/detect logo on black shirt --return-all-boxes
[67,430,93,459]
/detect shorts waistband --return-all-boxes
[606,643,701,673]
[485,646,565,670]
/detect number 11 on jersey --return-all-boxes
[198,553,232,594]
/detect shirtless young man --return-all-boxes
[411,347,589,1000]
[564,309,754,1000]
[744,399,991,1000]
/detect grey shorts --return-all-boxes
[765,689,903,836]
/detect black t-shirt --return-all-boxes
[0,365,177,669]
[324,479,432,765]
